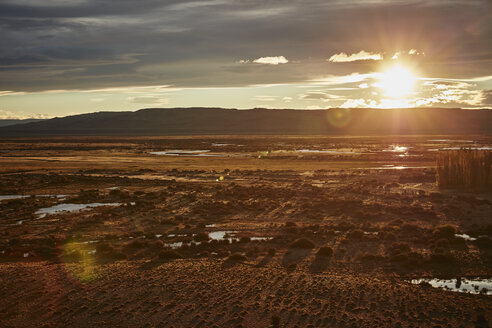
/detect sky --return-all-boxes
[0,0,491,119]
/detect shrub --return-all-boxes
[390,254,408,262]
[64,250,83,262]
[287,263,297,271]
[428,252,454,264]
[435,238,450,248]
[129,239,147,249]
[289,238,315,249]
[474,236,492,249]
[346,229,364,240]
[153,240,165,249]
[35,245,57,259]
[160,219,176,225]
[358,253,385,262]
[227,253,247,261]
[407,251,423,266]
[159,250,183,260]
[194,232,210,242]
[271,314,280,328]
[433,225,457,239]
[384,232,397,242]
[316,246,333,257]
[239,236,251,243]
[389,242,411,256]
[96,242,113,253]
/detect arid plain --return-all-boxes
[1,136,491,327]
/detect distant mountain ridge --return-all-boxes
[0,119,46,128]
[0,107,491,136]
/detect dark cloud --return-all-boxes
[482,90,492,106]
[0,0,490,92]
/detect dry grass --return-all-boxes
[436,150,492,189]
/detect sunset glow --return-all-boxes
[378,65,416,98]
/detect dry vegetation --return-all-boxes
[0,136,491,327]
[437,149,492,189]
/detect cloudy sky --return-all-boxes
[0,0,491,118]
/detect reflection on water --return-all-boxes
[411,278,492,295]
[36,202,122,217]
[295,149,361,155]
[250,236,273,241]
[149,150,242,157]
[0,195,30,201]
[209,231,238,240]
[428,139,474,143]
[0,194,68,202]
[383,145,409,153]
[455,233,477,241]
[428,146,492,151]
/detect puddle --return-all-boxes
[77,240,99,244]
[0,194,68,202]
[365,165,429,170]
[155,234,163,238]
[208,231,272,242]
[411,278,492,295]
[150,150,210,155]
[35,203,122,217]
[23,253,29,258]
[164,242,183,249]
[383,145,409,153]
[163,241,202,249]
[455,234,477,241]
[295,149,361,155]
[0,195,30,201]
[251,236,273,241]
[149,150,246,157]
[209,231,238,240]
[397,154,423,157]
[205,224,216,228]
[428,139,474,143]
[428,146,492,152]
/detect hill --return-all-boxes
[0,107,491,136]
[0,119,46,128]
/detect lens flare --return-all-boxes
[62,240,98,282]
[326,108,353,128]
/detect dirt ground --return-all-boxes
[0,136,491,327]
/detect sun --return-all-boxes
[378,65,416,98]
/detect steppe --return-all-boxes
[1,135,491,327]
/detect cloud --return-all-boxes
[0,109,51,119]
[299,91,341,102]
[239,56,288,65]
[392,49,425,59]
[328,50,382,63]
[0,0,490,112]
[253,95,277,101]
[253,56,288,65]
[340,98,377,108]
[127,96,169,105]
[480,89,492,106]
